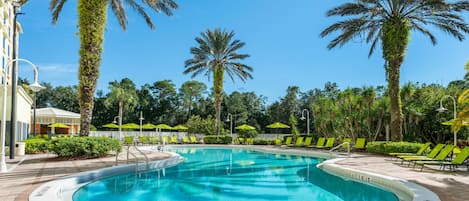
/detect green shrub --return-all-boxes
[366,141,424,155]
[253,138,274,145]
[186,115,227,135]
[25,139,48,154]
[203,135,232,144]
[48,137,122,158]
[238,130,258,138]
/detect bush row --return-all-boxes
[25,137,122,158]
[203,136,232,144]
[366,141,425,155]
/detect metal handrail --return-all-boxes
[133,145,149,170]
[114,145,150,172]
[329,142,350,156]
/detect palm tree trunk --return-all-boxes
[119,99,123,137]
[382,17,409,141]
[213,65,224,136]
[77,0,107,136]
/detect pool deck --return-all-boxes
[0,145,468,201]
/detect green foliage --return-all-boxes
[24,139,48,154]
[238,129,258,139]
[253,138,274,145]
[202,136,232,144]
[48,137,121,158]
[186,115,226,135]
[366,141,424,155]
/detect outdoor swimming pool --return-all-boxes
[73,148,398,201]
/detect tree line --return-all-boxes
[20,78,468,144]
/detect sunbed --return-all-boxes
[308,137,325,148]
[402,145,454,166]
[190,136,199,144]
[303,137,313,147]
[398,144,445,161]
[415,146,469,171]
[316,138,335,149]
[288,137,304,147]
[354,138,366,149]
[284,137,293,146]
[171,136,179,144]
[182,136,191,144]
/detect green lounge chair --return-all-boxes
[182,136,191,144]
[354,138,366,149]
[289,137,304,147]
[124,136,134,145]
[171,136,179,144]
[398,144,445,160]
[246,138,254,145]
[303,137,313,147]
[236,137,245,144]
[284,137,293,146]
[317,138,335,149]
[415,146,469,171]
[402,145,454,166]
[149,136,159,144]
[274,138,282,145]
[389,142,431,157]
[138,136,148,144]
[163,136,170,144]
[190,136,199,144]
[309,137,325,148]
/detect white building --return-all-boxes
[0,1,33,144]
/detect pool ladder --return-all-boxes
[329,142,351,157]
[115,145,150,173]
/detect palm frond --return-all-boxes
[49,0,67,24]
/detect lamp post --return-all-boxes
[300,109,310,135]
[436,95,457,146]
[113,115,121,140]
[139,111,144,136]
[30,82,45,137]
[1,58,43,172]
[226,113,233,144]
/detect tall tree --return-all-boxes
[49,0,178,136]
[321,0,469,141]
[179,80,207,120]
[104,78,138,129]
[184,28,253,136]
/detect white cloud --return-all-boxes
[37,63,77,73]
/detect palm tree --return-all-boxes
[49,0,178,136]
[104,79,138,136]
[321,0,469,141]
[184,28,253,136]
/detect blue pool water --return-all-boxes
[73,148,399,201]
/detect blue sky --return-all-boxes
[18,0,468,103]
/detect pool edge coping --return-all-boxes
[28,151,184,201]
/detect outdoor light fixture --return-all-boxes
[1,58,42,172]
[29,80,45,137]
[437,95,457,146]
[301,109,310,135]
[227,113,233,144]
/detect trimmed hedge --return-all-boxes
[203,136,232,144]
[366,141,425,155]
[25,139,48,154]
[48,137,122,158]
[253,138,275,145]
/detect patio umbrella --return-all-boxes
[154,124,173,130]
[102,123,119,129]
[48,123,70,128]
[142,123,157,129]
[121,123,140,129]
[266,122,290,129]
[172,125,188,131]
[235,124,256,131]
[266,122,290,139]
